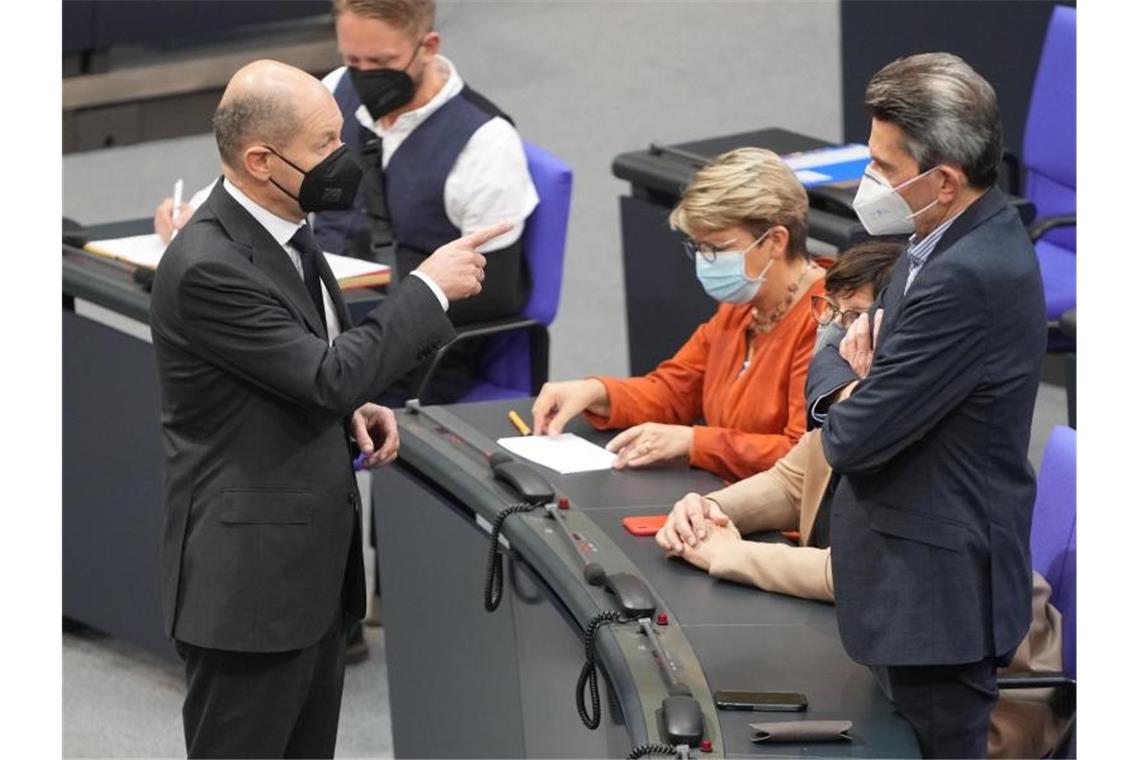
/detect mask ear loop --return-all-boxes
[741,227,776,283]
[403,36,427,73]
[262,145,305,203]
[895,166,943,221]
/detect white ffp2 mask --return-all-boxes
[853,167,938,236]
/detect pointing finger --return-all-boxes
[459,221,514,250]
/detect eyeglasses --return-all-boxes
[681,230,769,263]
[811,295,865,329]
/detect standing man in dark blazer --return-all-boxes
[149,59,510,758]
[806,53,1047,758]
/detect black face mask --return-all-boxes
[266,144,363,213]
[348,41,423,120]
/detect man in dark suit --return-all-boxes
[149,59,510,758]
[806,53,1046,758]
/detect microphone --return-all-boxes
[583,562,607,587]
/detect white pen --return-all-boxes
[171,178,184,239]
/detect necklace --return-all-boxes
[748,260,820,337]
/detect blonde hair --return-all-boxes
[332,0,435,38]
[669,147,809,257]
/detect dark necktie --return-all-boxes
[360,134,398,270]
[288,224,327,332]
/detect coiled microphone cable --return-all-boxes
[576,610,625,729]
[627,744,680,759]
[484,502,543,612]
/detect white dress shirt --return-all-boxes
[210,179,448,316]
[222,179,343,342]
[322,55,538,252]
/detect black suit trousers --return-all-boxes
[876,658,1000,759]
[177,609,347,759]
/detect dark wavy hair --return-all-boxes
[825,240,905,299]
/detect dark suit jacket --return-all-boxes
[809,188,1046,666]
[149,181,456,652]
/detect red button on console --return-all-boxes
[699,739,713,752]
[656,612,669,626]
[557,496,570,510]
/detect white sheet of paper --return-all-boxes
[794,169,831,184]
[86,234,389,282]
[86,234,167,269]
[497,433,617,474]
[324,251,390,280]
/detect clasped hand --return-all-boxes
[655,492,741,571]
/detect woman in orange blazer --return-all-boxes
[531,148,825,481]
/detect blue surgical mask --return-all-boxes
[694,231,774,304]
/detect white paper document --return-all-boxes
[86,234,167,269]
[85,234,389,282]
[794,169,831,184]
[496,433,617,474]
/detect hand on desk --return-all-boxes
[531,378,610,436]
[607,423,693,470]
[656,492,733,553]
[665,522,742,573]
[351,403,400,469]
[155,197,193,245]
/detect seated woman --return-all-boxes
[656,241,1064,760]
[532,148,825,481]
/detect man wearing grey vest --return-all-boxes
[156,0,538,403]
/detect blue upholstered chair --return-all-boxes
[1022,6,1076,347]
[996,425,1076,757]
[1031,425,1077,679]
[415,141,573,403]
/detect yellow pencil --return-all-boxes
[507,409,531,436]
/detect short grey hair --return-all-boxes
[865,52,1003,188]
[212,94,297,168]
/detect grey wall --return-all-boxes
[62,0,842,379]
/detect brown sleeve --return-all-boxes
[707,541,834,602]
[706,433,815,535]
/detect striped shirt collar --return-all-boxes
[904,208,966,292]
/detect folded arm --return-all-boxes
[821,261,988,474]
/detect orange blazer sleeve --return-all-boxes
[689,322,813,481]
[583,316,714,430]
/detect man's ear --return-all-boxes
[936,165,966,204]
[244,145,273,181]
[420,31,441,58]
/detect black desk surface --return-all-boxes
[416,399,918,758]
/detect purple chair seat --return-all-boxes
[454,141,573,403]
[462,381,533,404]
[1031,425,1076,678]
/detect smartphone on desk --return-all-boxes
[714,690,808,712]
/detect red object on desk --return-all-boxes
[622,515,668,536]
